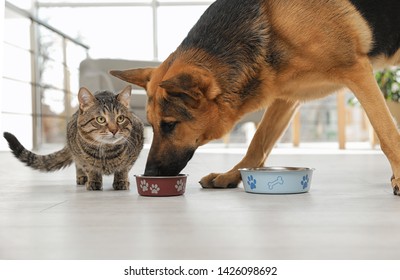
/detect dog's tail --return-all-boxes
[3,132,73,172]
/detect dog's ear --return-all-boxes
[109,68,154,89]
[159,71,220,106]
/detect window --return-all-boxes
[2,8,34,150]
[37,1,215,61]
[2,1,89,150]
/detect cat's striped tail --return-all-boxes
[3,132,73,172]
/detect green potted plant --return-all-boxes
[376,67,400,101]
[376,67,400,126]
[348,67,400,103]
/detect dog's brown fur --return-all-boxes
[111,0,400,194]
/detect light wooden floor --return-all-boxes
[0,144,399,260]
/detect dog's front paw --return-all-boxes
[199,171,241,189]
[199,173,219,188]
[391,175,400,196]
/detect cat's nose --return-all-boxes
[108,125,118,135]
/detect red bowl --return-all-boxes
[135,174,187,196]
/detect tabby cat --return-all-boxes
[3,86,144,190]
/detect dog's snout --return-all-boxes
[144,161,161,176]
[144,147,195,176]
[144,162,181,176]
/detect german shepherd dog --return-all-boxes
[111,0,400,194]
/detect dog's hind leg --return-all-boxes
[199,99,299,188]
[339,57,400,195]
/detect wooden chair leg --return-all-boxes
[292,110,300,147]
[337,89,346,149]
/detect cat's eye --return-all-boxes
[96,116,106,124]
[117,115,125,123]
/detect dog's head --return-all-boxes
[111,62,228,176]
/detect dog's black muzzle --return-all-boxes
[144,147,196,176]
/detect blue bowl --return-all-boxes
[239,167,314,194]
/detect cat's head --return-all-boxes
[77,86,134,145]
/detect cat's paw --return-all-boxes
[86,181,103,191]
[76,175,88,185]
[113,181,130,190]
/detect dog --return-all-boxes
[110,0,400,194]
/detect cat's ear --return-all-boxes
[117,85,132,107]
[78,87,96,111]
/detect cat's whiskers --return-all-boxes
[123,136,136,148]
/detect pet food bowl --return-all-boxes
[239,167,314,194]
[134,174,187,196]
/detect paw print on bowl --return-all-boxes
[135,174,187,196]
[301,174,309,189]
[247,175,257,189]
[140,179,149,192]
[150,184,160,194]
[175,179,185,192]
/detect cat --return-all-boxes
[3,85,144,191]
